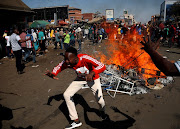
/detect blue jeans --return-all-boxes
[24,48,36,63]
[70,39,75,46]
[63,43,70,50]
[59,39,64,49]
[54,41,59,48]
[6,46,11,57]
[77,39,81,51]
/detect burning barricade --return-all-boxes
[100,64,174,98]
[95,23,174,97]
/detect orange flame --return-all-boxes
[95,23,165,80]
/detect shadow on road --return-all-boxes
[0,104,13,129]
[0,104,33,129]
[46,93,135,129]
[84,106,135,129]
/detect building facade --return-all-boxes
[0,0,33,29]
[123,10,135,25]
[82,13,94,22]
[32,6,69,21]
[160,0,177,21]
[68,7,82,24]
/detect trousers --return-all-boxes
[13,50,23,72]
[63,78,105,120]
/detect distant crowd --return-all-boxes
[0,20,180,74]
[113,21,180,48]
[0,24,108,74]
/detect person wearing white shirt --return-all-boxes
[32,30,37,43]
[84,28,89,40]
[5,33,13,58]
[10,28,30,74]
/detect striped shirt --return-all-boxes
[52,54,106,80]
[26,34,33,48]
[175,61,180,73]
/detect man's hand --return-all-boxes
[44,70,59,80]
[110,106,120,113]
[85,71,95,81]
[140,35,162,53]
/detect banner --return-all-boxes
[106,9,114,22]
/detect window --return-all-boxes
[69,13,75,15]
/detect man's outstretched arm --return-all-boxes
[140,36,180,76]
[45,60,67,80]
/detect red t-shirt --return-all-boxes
[52,54,106,80]
[20,32,26,48]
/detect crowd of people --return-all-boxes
[0,20,180,75]
[0,20,180,129]
[113,21,180,48]
[0,23,108,74]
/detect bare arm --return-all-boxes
[19,37,31,43]
[140,36,180,76]
[45,70,59,80]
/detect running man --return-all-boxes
[45,47,107,129]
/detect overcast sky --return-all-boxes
[22,0,165,23]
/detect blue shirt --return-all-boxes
[55,32,60,42]
[26,33,34,48]
[138,27,141,35]
[38,31,45,40]
[101,28,105,33]
[26,33,33,41]
[175,61,180,73]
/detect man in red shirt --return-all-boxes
[45,47,107,129]
[19,29,27,55]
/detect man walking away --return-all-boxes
[84,28,89,40]
[19,29,27,55]
[10,28,30,74]
[24,29,36,63]
[63,30,70,50]
[32,29,38,51]
[54,30,60,49]
[38,28,45,54]
[70,29,76,47]
[76,30,83,52]
[59,28,64,49]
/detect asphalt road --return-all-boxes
[0,39,180,129]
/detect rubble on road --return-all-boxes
[100,64,173,97]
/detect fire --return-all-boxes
[95,23,165,79]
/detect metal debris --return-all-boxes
[89,100,95,103]
[100,64,173,97]
[32,65,39,68]
[157,76,174,85]
[153,84,164,90]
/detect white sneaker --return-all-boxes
[65,121,82,129]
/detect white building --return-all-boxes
[123,10,135,25]
[160,0,178,21]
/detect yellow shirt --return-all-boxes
[50,30,54,38]
[117,28,121,35]
[3,33,7,37]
